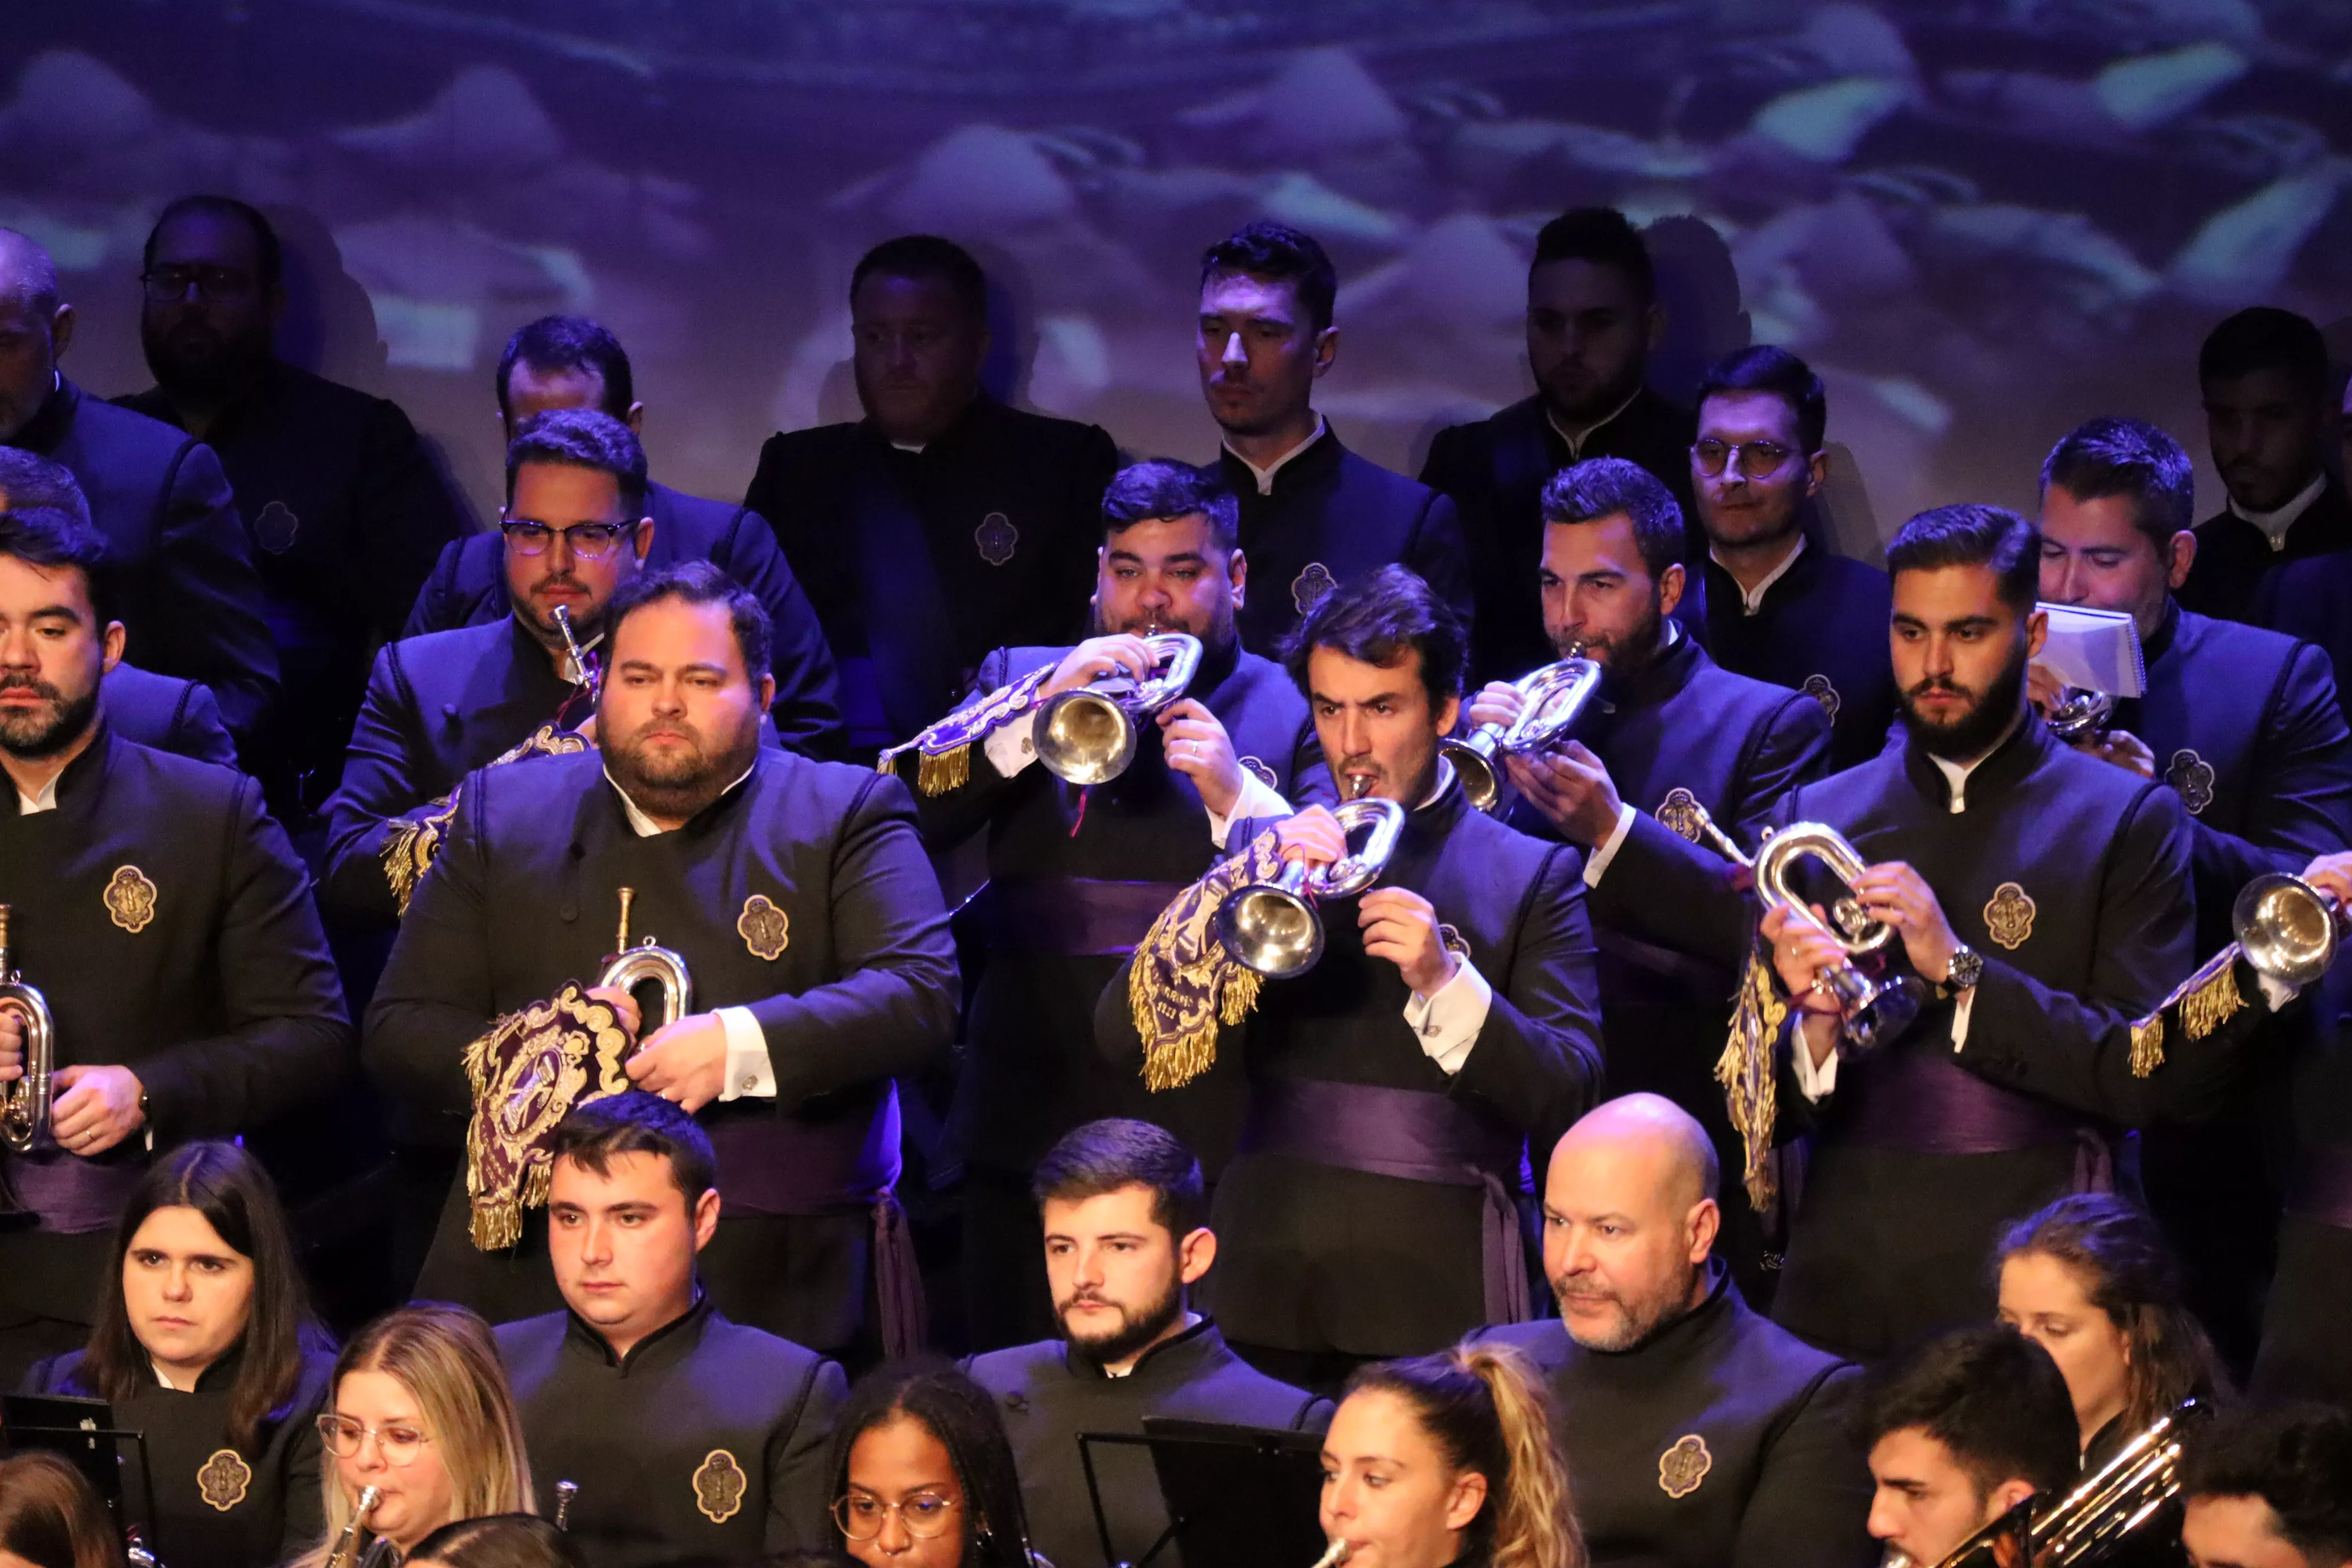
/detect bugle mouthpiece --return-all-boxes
[1309,1540,1352,1568]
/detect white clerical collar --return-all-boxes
[1925,710,2024,815]
[14,772,60,816]
[2229,471,2327,550]
[1712,534,1807,616]
[1546,387,1642,459]
[606,762,758,837]
[1226,414,1328,495]
[1417,756,1458,809]
[889,439,926,454]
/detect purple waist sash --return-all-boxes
[983,877,1193,958]
[1835,1047,2113,1191]
[1242,1077,1532,1324]
[2288,1145,2352,1231]
[1,1149,146,1235]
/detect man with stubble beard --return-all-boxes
[364,562,958,1355]
[964,1119,1328,1568]
[1472,1095,1872,1568]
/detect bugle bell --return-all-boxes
[1443,646,1601,814]
[0,905,57,1155]
[2230,871,2348,991]
[599,888,694,1036]
[1216,786,1408,979]
[1035,632,1203,785]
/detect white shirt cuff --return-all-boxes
[1403,957,1493,1075]
[2259,973,2297,1011]
[1580,801,1640,888]
[981,709,1041,779]
[1791,1016,1840,1102]
[1206,769,1292,849]
[717,1006,774,1101]
[1949,985,1977,1053]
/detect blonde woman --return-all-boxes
[1319,1344,1583,1568]
[296,1304,534,1568]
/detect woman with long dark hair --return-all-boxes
[0,1452,121,1568]
[1320,1344,1582,1568]
[1995,1192,2230,1468]
[17,1141,335,1568]
[827,1363,1034,1568]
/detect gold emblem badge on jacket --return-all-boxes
[1984,882,2036,949]
[693,1449,748,1523]
[105,865,158,933]
[739,895,789,961]
[197,1448,253,1511]
[1658,1433,1711,1498]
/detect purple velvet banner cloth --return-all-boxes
[1241,1077,1532,1324]
[982,877,1193,958]
[1835,1044,2113,1191]
[2289,1145,2352,1232]
[2,1148,146,1234]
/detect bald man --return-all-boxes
[0,227,276,747]
[1472,1095,1874,1567]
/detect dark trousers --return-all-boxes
[960,1163,1057,1354]
[2251,1214,2352,1410]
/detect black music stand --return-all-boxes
[1076,1417,1325,1568]
[3,1392,162,1560]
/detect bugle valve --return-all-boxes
[551,603,600,697]
[2045,685,2115,742]
[0,905,57,1155]
[1216,779,1407,979]
[599,887,694,1037]
[1035,632,1204,785]
[1443,645,1601,814]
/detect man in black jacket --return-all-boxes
[1475,1095,1871,1568]
[115,197,468,818]
[405,315,841,756]
[1422,207,1697,685]
[1197,222,1470,659]
[0,227,276,747]
[1469,458,1831,1296]
[892,460,1328,1349]
[1101,566,1602,1387]
[0,507,349,1387]
[745,237,1117,752]
[964,1119,1327,1568]
[497,1093,845,1568]
[365,562,957,1355]
[2036,416,2352,1363]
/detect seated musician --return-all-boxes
[20,1142,335,1568]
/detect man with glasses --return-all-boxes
[403,315,841,757]
[1673,347,1900,771]
[116,196,468,822]
[0,226,277,752]
[495,1093,846,1568]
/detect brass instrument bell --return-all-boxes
[0,905,56,1155]
[1442,648,1601,814]
[1035,632,1204,785]
[1216,789,1409,979]
[2046,685,2115,741]
[1753,823,1917,1052]
[598,888,694,1036]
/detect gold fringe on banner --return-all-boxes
[916,746,972,797]
[2129,1015,2165,1079]
[877,666,1054,795]
[1716,946,1786,1215]
[380,724,591,914]
[462,984,631,1251]
[1129,830,1287,1090]
[2180,959,2245,1042]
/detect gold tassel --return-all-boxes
[2180,959,2245,1042]
[916,744,972,797]
[2129,1015,2165,1079]
[1716,949,1785,1215]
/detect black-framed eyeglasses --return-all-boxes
[499,518,632,560]
[831,1491,959,1541]
[141,265,259,305]
[1691,438,1797,478]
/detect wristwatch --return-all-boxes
[1940,943,1983,998]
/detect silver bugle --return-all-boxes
[1307,1541,1351,1568]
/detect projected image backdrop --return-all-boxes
[7,0,2349,550]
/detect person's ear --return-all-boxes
[1228,548,1247,606]
[1441,1470,1489,1533]
[1176,1226,1217,1287]
[48,301,74,364]
[757,672,777,713]
[625,401,646,435]
[1312,325,1338,378]
[691,1187,721,1251]
[2025,606,2049,660]
[1987,1477,2037,1521]
[1687,1197,1720,1264]
[100,619,126,675]
[632,518,655,564]
[1805,447,1830,498]
[1436,690,1462,737]
[2165,530,2196,592]
[1658,560,1687,619]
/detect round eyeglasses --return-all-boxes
[832,1491,959,1541]
[316,1415,433,1467]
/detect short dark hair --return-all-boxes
[1531,207,1655,307]
[496,316,635,422]
[1283,563,1466,708]
[2040,417,2196,548]
[851,235,988,325]
[1101,460,1239,555]
[2199,306,2330,402]
[1696,344,1827,455]
[1886,504,2041,616]
[550,1091,719,1214]
[410,1514,587,1568]
[2180,1403,2352,1562]
[1032,1119,1207,1239]
[1857,1326,2078,1501]
[0,506,114,623]
[0,450,90,527]
[144,194,282,290]
[1540,457,1685,583]
[604,559,773,687]
[1201,221,1338,335]
[504,408,649,518]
